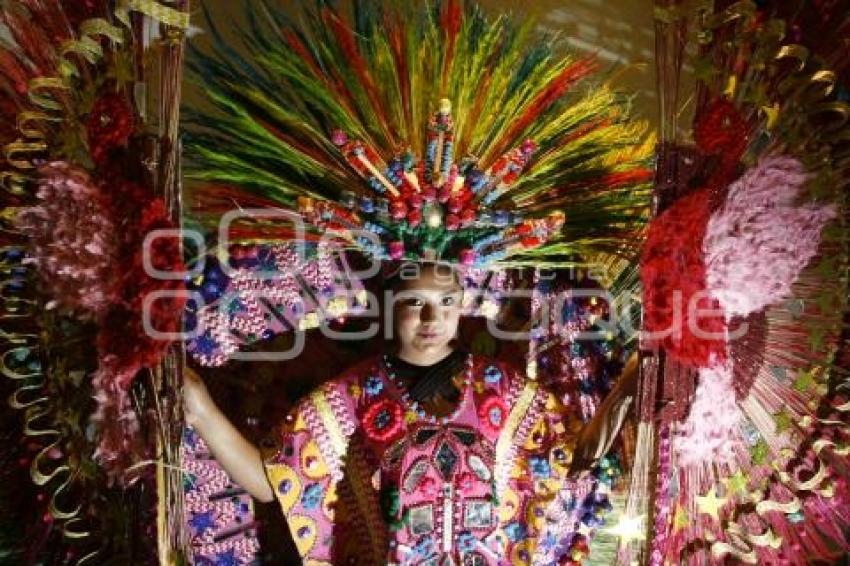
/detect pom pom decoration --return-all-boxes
[16,162,120,319]
[665,156,837,467]
[692,98,749,158]
[86,91,136,166]
[98,198,186,371]
[90,366,144,478]
[692,97,749,191]
[704,155,836,320]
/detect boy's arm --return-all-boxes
[568,352,639,475]
[183,367,274,502]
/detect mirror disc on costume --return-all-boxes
[511,540,532,565]
[267,463,302,513]
[468,454,491,481]
[526,499,548,531]
[301,439,329,479]
[289,514,318,555]
[523,420,547,450]
[322,482,338,520]
[452,428,477,446]
[498,488,520,522]
[435,441,459,480]
[415,427,439,445]
[550,444,573,476]
[403,457,430,493]
[533,477,559,499]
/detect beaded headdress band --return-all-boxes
[304,99,565,266]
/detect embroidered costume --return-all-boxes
[264,355,592,565]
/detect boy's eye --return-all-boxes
[441,296,455,306]
[403,298,423,307]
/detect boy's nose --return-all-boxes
[420,302,438,322]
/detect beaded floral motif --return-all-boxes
[364,375,384,396]
[362,398,405,444]
[477,394,509,436]
[371,355,509,565]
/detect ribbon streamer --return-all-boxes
[710,397,850,562]
[711,519,783,563]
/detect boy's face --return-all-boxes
[391,263,463,365]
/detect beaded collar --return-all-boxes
[382,353,474,425]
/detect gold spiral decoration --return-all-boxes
[712,399,850,561]
[115,0,190,29]
[1,347,81,523]
[774,44,810,72]
[0,2,190,563]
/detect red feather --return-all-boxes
[284,29,321,79]
[598,168,654,189]
[440,0,462,91]
[190,184,292,213]
[556,117,610,147]
[254,117,341,172]
[284,28,363,135]
[536,167,651,210]
[387,15,412,133]
[0,51,31,97]
[323,8,393,143]
[1,8,56,73]
[487,57,597,164]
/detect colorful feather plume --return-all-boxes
[183,0,653,270]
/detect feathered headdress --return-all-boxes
[183,0,653,270]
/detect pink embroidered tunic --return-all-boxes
[263,354,592,565]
